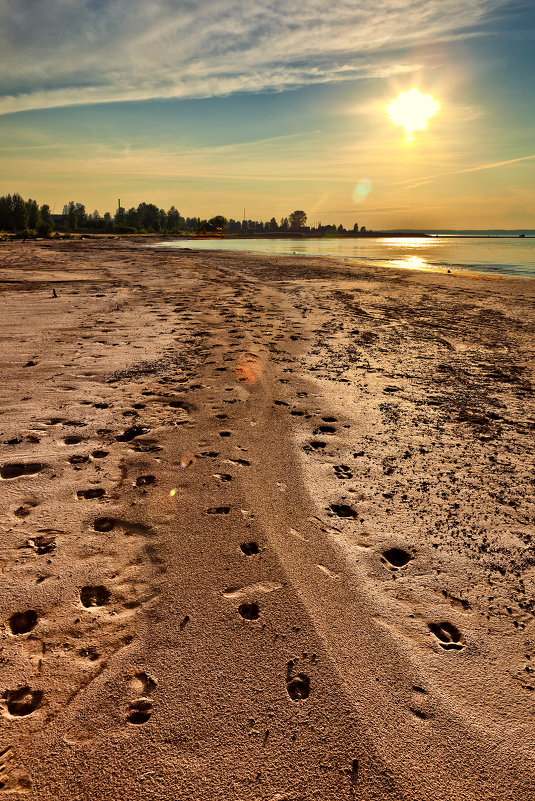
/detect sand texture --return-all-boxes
[1,239,534,800]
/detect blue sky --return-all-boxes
[1,0,534,227]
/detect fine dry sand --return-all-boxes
[0,238,534,800]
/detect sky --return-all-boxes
[1,0,534,229]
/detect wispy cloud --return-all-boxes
[0,0,509,114]
[400,153,535,188]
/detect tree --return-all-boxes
[280,217,289,231]
[37,203,53,236]
[115,204,126,226]
[269,217,278,231]
[289,210,307,231]
[26,198,39,230]
[12,194,28,232]
[353,222,359,232]
[167,206,180,231]
[209,215,227,231]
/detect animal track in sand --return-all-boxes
[213,473,232,482]
[93,517,116,532]
[314,425,336,435]
[227,458,250,467]
[135,474,156,486]
[69,454,89,465]
[428,621,465,650]
[0,746,32,792]
[381,548,412,569]
[286,661,310,701]
[116,426,150,442]
[206,506,230,515]
[238,602,260,620]
[8,610,38,635]
[240,541,259,556]
[127,698,152,724]
[2,688,43,717]
[305,440,327,451]
[64,435,82,445]
[80,585,111,607]
[334,465,353,479]
[28,534,56,554]
[1,462,46,479]
[329,504,358,519]
[77,488,106,499]
[128,671,157,696]
[91,449,109,459]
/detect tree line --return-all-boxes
[0,194,367,237]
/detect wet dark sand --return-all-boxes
[0,238,534,800]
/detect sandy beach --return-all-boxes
[1,237,534,800]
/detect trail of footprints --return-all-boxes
[272,377,467,658]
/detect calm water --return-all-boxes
[157,236,535,279]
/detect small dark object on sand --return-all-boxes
[52,288,58,298]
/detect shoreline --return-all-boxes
[0,239,534,800]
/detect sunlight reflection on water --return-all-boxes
[157,237,535,278]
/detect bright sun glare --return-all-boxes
[385,88,440,142]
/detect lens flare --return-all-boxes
[352,179,372,203]
[385,88,440,142]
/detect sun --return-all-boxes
[385,88,440,142]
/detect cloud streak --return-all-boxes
[400,153,535,188]
[0,0,509,114]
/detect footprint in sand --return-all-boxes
[334,465,353,480]
[240,541,260,556]
[238,602,260,620]
[127,699,152,724]
[77,488,106,499]
[428,621,465,651]
[126,672,157,725]
[8,610,38,635]
[0,746,32,792]
[80,585,111,608]
[285,660,310,701]
[329,504,358,519]
[1,463,46,479]
[381,548,412,569]
[1,688,43,718]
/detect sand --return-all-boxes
[0,238,534,800]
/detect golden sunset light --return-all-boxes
[385,88,441,141]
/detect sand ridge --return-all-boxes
[0,239,534,800]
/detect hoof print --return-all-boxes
[80,585,111,608]
[8,610,38,635]
[1,463,46,480]
[286,674,310,701]
[238,602,259,620]
[428,622,464,650]
[329,504,357,519]
[127,698,152,725]
[240,541,259,556]
[3,688,43,717]
[381,548,412,569]
[77,488,106,499]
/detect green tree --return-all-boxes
[12,194,28,232]
[209,215,227,231]
[167,206,180,231]
[289,210,307,231]
[37,203,53,236]
[269,217,278,231]
[26,198,39,230]
[280,217,289,231]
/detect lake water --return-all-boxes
[157,236,535,279]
